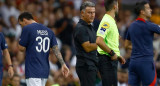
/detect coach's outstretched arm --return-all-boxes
[52,45,69,77]
[96,36,126,64]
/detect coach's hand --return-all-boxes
[118,56,126,64]
[61,64,69,78]
[8,66,14,78]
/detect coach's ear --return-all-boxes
[81,10,85,18]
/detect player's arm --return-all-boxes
[18,44,26,52]
[52,45,65,65]
[3,49,12,66]
[18,27,29,52]
[149,23,160,34]
[52,45,69,77]
[0,33,14,77]
[3,49,14,78]
[124,40,132,50]
[82,41,97,52]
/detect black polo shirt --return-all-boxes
[73,19,98,68]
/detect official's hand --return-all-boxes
[61,64,69,78]
[8,66,14,78]
[118,56,126,64]
[111,54,118,60]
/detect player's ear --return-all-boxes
[140,10,145,15]
[113,4,117,10]
[23,18,28,24]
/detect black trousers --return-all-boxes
[98,54,118,86]
[76,66,97,86]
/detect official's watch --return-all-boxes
[109,50,115,56]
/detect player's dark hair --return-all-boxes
[80,1,95,12]
[18,12,34,21]
[135,1,148,16]
[104,0,117,11]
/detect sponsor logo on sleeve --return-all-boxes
[99,22,110,35]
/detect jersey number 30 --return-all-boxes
[36,36,50,53]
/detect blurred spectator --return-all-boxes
[0,23,2,32]
[47,13,56,28]
[150,6,160,25]
[61,45,72,67]
[117,69,128,86]
[8,74,21,86]
[3,16,22,40]
[0,0,19,27]
[5,36,18,55]
[156,0,160,6]
[55,4,75,47]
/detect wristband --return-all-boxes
[109,50,115,56]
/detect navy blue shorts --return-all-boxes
[128,61,157,86]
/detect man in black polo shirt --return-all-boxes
[73,1,98,86]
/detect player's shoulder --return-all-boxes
[130,21,140,27]
[23,23,35,30]
[43,26,55,36]
[146,21,157,26]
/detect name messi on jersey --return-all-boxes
[37,30,48,35]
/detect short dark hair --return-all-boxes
[104,0,117,11]
[18,12,34,21]
[80,1,95,12]
[135,1,148,15]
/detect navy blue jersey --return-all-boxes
[19,23,57,78]
[0,33,8,68]
[126,18,160,61]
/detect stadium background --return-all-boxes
[0,0,160,86]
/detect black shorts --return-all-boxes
[98,54,118,86]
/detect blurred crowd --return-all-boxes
[0,0,160,86]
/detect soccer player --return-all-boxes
[96,0,125,86]
[125,1,159,86]
[0,32,14,86]
[18,12,69,86]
